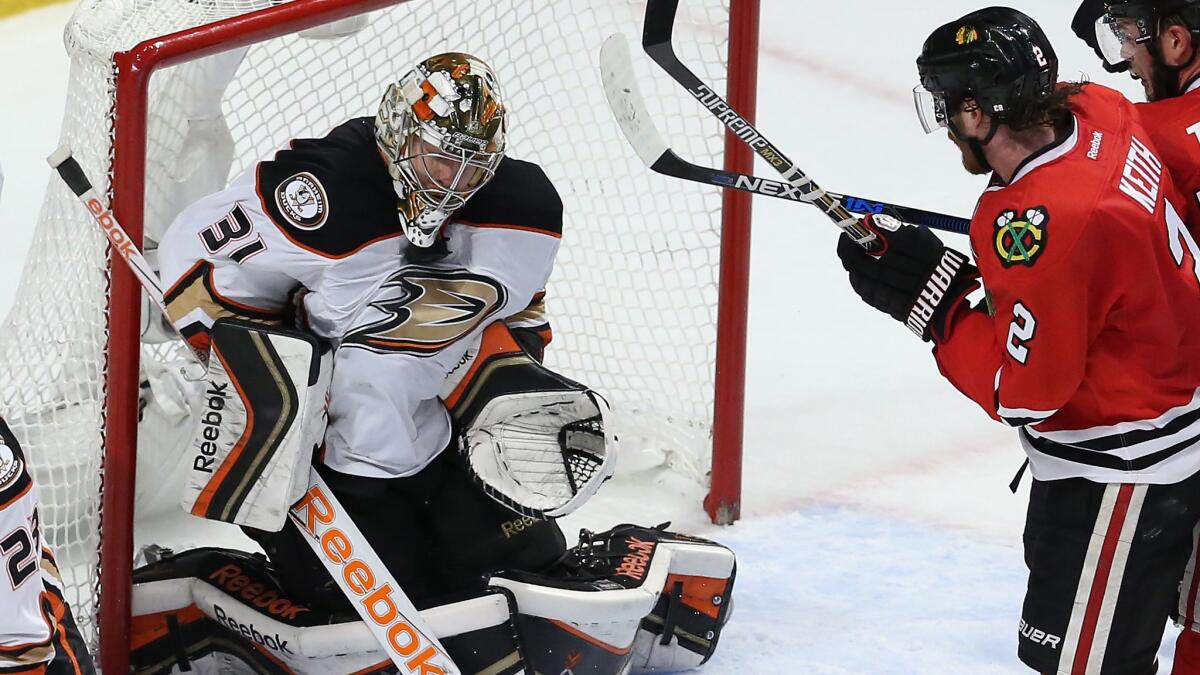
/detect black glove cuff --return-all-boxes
[903,248,977,341]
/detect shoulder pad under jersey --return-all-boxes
[256,117,405,258]
[456,157,563,237]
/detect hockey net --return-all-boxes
[0,0,755,667]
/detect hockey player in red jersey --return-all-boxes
[1077,1,1200,669]
[1078,0,1200,232]
[838,7,1200,673]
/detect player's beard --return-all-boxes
[1132,44,1183,102]
[1145,60,1182,101]
[948,127,990,176]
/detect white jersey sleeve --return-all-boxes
[323,221,561,478]
[0,421,59,671]
[158,169,405,352]
[158,168,300,326]
[157,118,413,353]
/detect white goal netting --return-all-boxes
[0,0,733,648]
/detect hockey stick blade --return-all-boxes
[599,35,969,235]
[47,145,207,365]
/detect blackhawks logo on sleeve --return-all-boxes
[994,206,1047,267]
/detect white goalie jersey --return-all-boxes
[158,118,557,355]
[325,197,562,478]
[157,116,564,479]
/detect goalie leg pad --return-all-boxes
[486,522,735,675]
[551,524,737,672]
[130,546,526,675]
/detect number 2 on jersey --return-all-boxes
[1166,199,1200,285]
[1,526,36,589]
[1007,302,1037,365]
[200,204,266,263]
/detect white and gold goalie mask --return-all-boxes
[375,52,508,247]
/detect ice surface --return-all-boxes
[0,1,1180,672]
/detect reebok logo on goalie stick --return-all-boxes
[906,250,966,338]
[85,198,137,259]
[292,485,447,675]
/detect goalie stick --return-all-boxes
[291,470,461,675]
[47,145,208,366]
[46,147,460,675]
[599,0,971,238]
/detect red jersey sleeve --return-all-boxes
[934,217,1102,427]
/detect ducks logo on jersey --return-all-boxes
[0,441,21,492]
[346,268,506,356]
[274,172,328,230]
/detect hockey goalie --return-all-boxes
[129,51,736,674]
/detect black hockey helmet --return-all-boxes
[1074,0,1131,72]
[1105,0,1200,25]
[1095,0,1200,67]
[915,7,1058,135]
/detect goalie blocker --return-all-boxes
[128,522,735,674]
[180,319,332,532]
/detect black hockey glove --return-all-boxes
[837,215,978,342]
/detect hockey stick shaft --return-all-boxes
[291,470,461,674]
[643,0,877,249]
[47,145,207,365]
[599,35,971,237]
[642,0,972,239]
[654,148,971,235]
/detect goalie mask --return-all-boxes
[376,52,508,248]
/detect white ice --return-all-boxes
[0,1,1178,673]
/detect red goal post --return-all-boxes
[49,0,760,670]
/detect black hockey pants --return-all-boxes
[245,446,566,610]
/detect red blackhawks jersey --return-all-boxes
[1136,79,1200,233]
[934,83,1200,484]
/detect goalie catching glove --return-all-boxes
[837,214,979,342]
[443,322,616,518]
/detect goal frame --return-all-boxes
[98,0,758,670]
